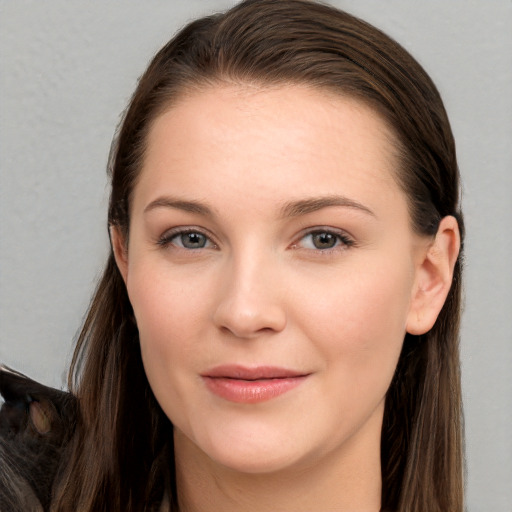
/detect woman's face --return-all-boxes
[116,85,429,474]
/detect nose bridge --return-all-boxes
[213,244,286,338]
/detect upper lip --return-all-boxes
[202,365,308,380]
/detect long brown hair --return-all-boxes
[51,1,464,510]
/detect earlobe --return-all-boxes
[110,225,129,285]
[406,216,460,335]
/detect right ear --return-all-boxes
[110,225,129,285]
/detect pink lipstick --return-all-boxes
[202,365,309,404]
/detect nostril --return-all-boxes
[214,305,287,339]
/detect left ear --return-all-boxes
[406,215,461,335]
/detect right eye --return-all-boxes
[158,229,215,250]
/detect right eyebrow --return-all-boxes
[143,196,213,216]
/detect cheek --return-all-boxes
[125,263,213,410]
[127,258,211,346]
[299,260,414,384]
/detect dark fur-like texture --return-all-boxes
[0,366,77,512]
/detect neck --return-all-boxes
[173,408,383,512]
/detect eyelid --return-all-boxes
[291,227,355,251]
[157,226,218,249]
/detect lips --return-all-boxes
[201,365,309,404]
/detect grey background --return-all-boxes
[1,1,511,510]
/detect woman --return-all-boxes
[50,1,464,510]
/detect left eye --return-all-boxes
[299,230,352,250]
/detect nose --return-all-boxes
[212,255,287,339]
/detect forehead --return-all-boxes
[135,84,405,219]
[150,83,397,158]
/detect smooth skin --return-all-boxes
[112,85,460,512]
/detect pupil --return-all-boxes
[313,232,336,249]
[182,233,205,248]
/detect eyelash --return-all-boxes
[292,229,355,252]
[157,227,217,250]
[156,227,355,253]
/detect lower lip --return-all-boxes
[202,376,307,404]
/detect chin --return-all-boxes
[175,417,315,476]
[208,424,327,476]
[209,443,304,475]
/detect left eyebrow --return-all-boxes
[279,195,376,218]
